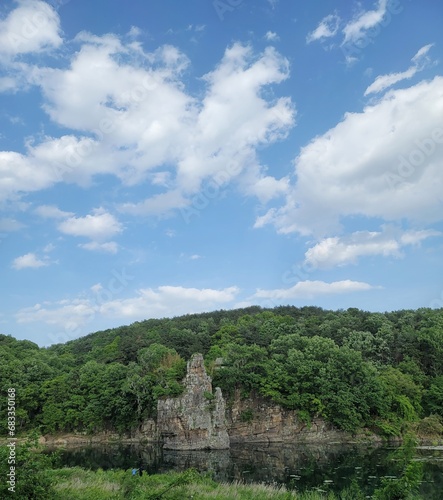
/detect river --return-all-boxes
[47,442,443,497]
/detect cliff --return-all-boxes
[156,353,230,450]
[227,390,348,444]
[38,353,379,449]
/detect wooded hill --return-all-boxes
[2,305,443,437]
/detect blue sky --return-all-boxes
[1,0,443,346]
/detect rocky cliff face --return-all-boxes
[157,353,230,450]
[227,391,346,444]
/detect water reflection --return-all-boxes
[48,442,443,497]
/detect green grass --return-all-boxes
[47,466,427,500]
[47,467,336,499]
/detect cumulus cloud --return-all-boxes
[15,285,240,330]
[0,150,57,202]
[365,44,434,96]
[57,208,123,245]
[0,0,62,57]
[306,14,340,43]
[12,252,48,269]
[304,227,441,269]
[253,280,377,300]
[255,77,443,236]
[242,174,289,203]
[1,32,294,214]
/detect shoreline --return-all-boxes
[3,430,442,449]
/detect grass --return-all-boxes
[47,466,427,499]
[47,467,333,499]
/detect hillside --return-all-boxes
[1,305,443,438]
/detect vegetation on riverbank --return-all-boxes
[1,464,428,500]
[0,434,430,499]
[2,306,443,439]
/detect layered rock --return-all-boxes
[157,353,230,450]
[227,390,346,444]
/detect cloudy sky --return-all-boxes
[1,0,442,346]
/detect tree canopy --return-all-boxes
[1,305,443,436]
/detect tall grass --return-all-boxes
[48,466,424,499]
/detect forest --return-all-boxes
[1,305,443,438]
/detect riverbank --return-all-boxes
[43,465,434,499]
[3,428,442,449]
[3,434,441,498]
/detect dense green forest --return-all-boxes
[2,305,443,438]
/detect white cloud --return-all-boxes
[57,208,123,241]
[12,252,48,269]
[0,217,24,231]
[265,31,280,42]
[365,44,434,96]
[186,24,206,33]
[0,76,17,92]
[102,285,240,318]
[306,14,340,43]
[304,227,441,269]
[253,280,377,300]
[0,150,59,202]
[34,204,74,219]
[16,299,95,330]
[243,174,289,203]
[256,77,443,236]
[0,0,62,56]
[399,229,441,245]
[79,241,119,253]
[43,243,55,253]
[412,44,434,65]
[15,285,240,329]
[2,36,295,215]
[342,0,388,45]
[119,190,189,217]
[365,67,417,96]
[127,26,141,38]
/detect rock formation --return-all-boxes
[157,353,230,450]
[227,390,346,444]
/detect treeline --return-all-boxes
[1,305,443,437]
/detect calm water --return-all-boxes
[47,443,443,497]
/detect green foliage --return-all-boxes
[415,414,443,437]
[213,343,269,396]
[2,306,443,438]
[261,334,387,432]
[373,435,423,500]
[423,375,443,417]
[204,390,215,401]
[0,433,58,499]
[240,409,254,422]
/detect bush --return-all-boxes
[416,414,443,437]
[240,409,254,422]
[0,434,58,499]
